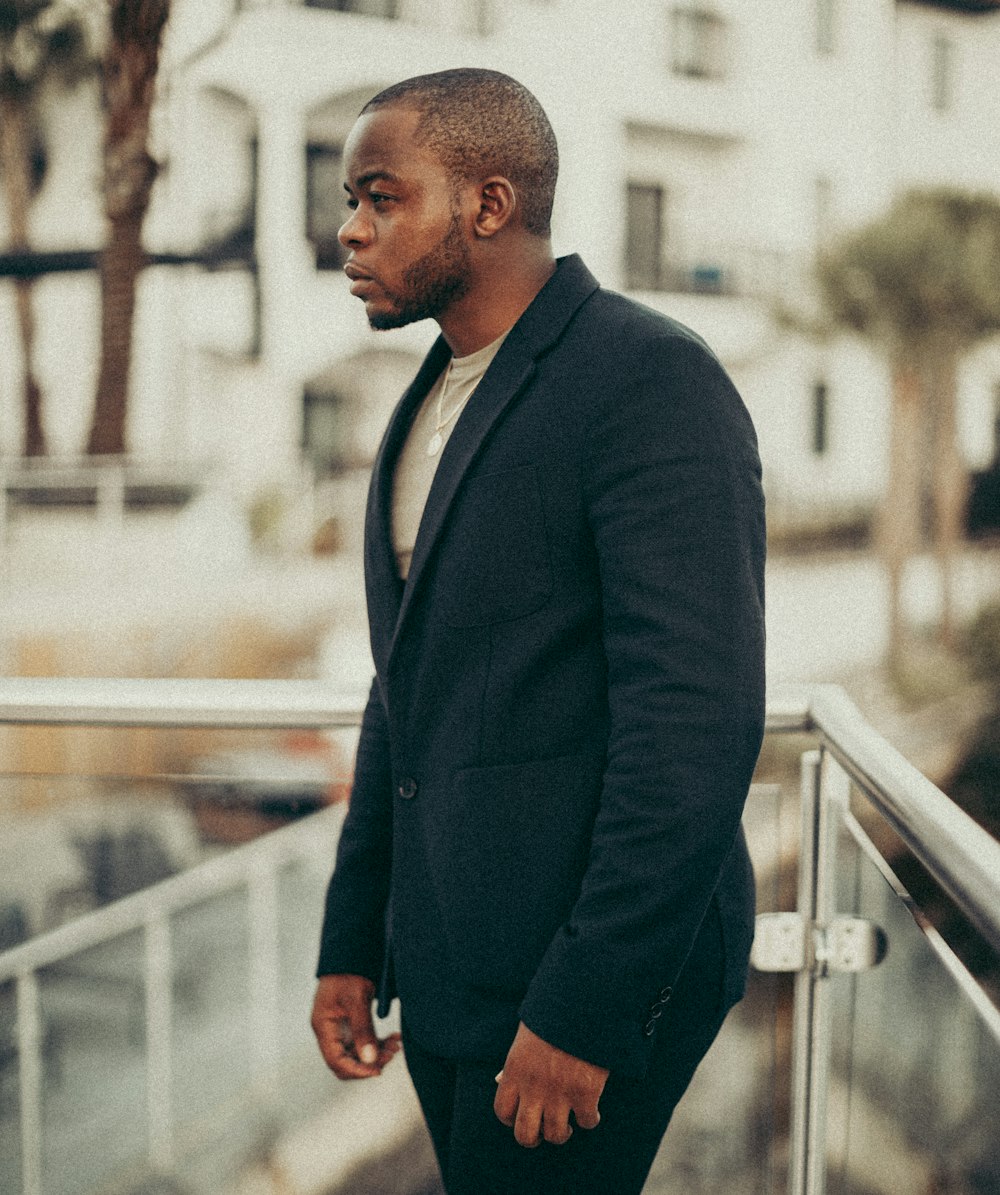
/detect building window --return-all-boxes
[625,182,667,291]
[303,389,351,475]
[306,144,347,270]
[816,0,835,54]
[811,382,829,456]
[670,8,726,80]
[931,32,953,111]
[304,0,399,16]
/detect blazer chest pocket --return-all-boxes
[437,465,552,628]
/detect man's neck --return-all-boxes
[438,249,556,358]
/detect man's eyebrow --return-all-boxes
[345,170,402,192]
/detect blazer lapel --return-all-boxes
[364,336,451,675]
[387,254,601,663]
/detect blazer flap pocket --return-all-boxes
[431,750,604,991]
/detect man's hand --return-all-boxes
[493,1022,609,1148]
[311,974,401,1080]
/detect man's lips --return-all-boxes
[344,263,380,296]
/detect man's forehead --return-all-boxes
[344,105,429,174]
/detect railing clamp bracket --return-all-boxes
[751,913,888,975]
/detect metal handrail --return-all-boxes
[804,685,1000,958]
[0,677,370,728]
[1,677,997,952]
[0,802,345,985]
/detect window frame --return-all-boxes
[306,143,348,271]
[816,0,836,55]
[811,381,830,458]
[625,180,668,292]
[669,6,728,81]
[931,30,954,112]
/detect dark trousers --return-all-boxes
[402,902,731,1195]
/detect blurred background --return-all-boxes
[1,1,1000,1193]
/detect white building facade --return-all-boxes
[2,0,1000,539]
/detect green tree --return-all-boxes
[85,0,170,456]
[816,189,1000,667]
[0,0,94,455]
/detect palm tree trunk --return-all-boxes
[0,92,46,456]
[88,205,145,455]
[880,357,924,674]
[929,348,966,651]
[86,1,170,456]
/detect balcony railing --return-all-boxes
[625,245,789,301]
[1,680,999,1195]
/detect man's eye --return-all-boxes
[345,197,358,210]
[371,193,393,205]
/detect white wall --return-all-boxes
[3,0,1000,530]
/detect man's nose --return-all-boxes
[339,208,371,248]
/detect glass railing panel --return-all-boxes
[0,723,351,927]
[37,931,149,1195]
[170,889,253,1127]
[0,723,356,1195]
[169,886,276,1194]
[646,782,791,1194]
[166,852,355,1194]
[277,854,333,1056]
[829,810,1000,1195]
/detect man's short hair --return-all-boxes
[362,68,558,238]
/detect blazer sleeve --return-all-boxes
[518,332,766,1076]
[316,677,394,981]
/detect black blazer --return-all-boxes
[318,255,766,1079]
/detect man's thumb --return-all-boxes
[350,1005,378,1064]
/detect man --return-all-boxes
[311,68,765,1195]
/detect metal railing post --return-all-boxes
[145,914,174,1174]
[17,970,44,1195]
[788,748,849,1195]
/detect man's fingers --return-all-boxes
[377,1032,401,1061]
[311,1005,350,1072]
[316,1023,380,1079]
[493,1075,518,1127]
[317,1024,400,1079]
[542,1104,573,1146]
[513,1097,543,1149]
[332,1053,380,1079]
[310,976,390,1080]
[571,1101,601,1131]
[376,1032,402,1067]
[494,1024,608,1146]
[345,992,379,1065]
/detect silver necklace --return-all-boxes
[427,359,470,457]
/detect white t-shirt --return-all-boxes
[391,331,508,579]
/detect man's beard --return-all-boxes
[367,210,472,331]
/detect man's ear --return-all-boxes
[474,176,517,238]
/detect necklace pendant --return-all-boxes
[426,432,443,457]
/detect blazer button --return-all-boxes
[398,777,418,800]
[659,986,673,1001]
